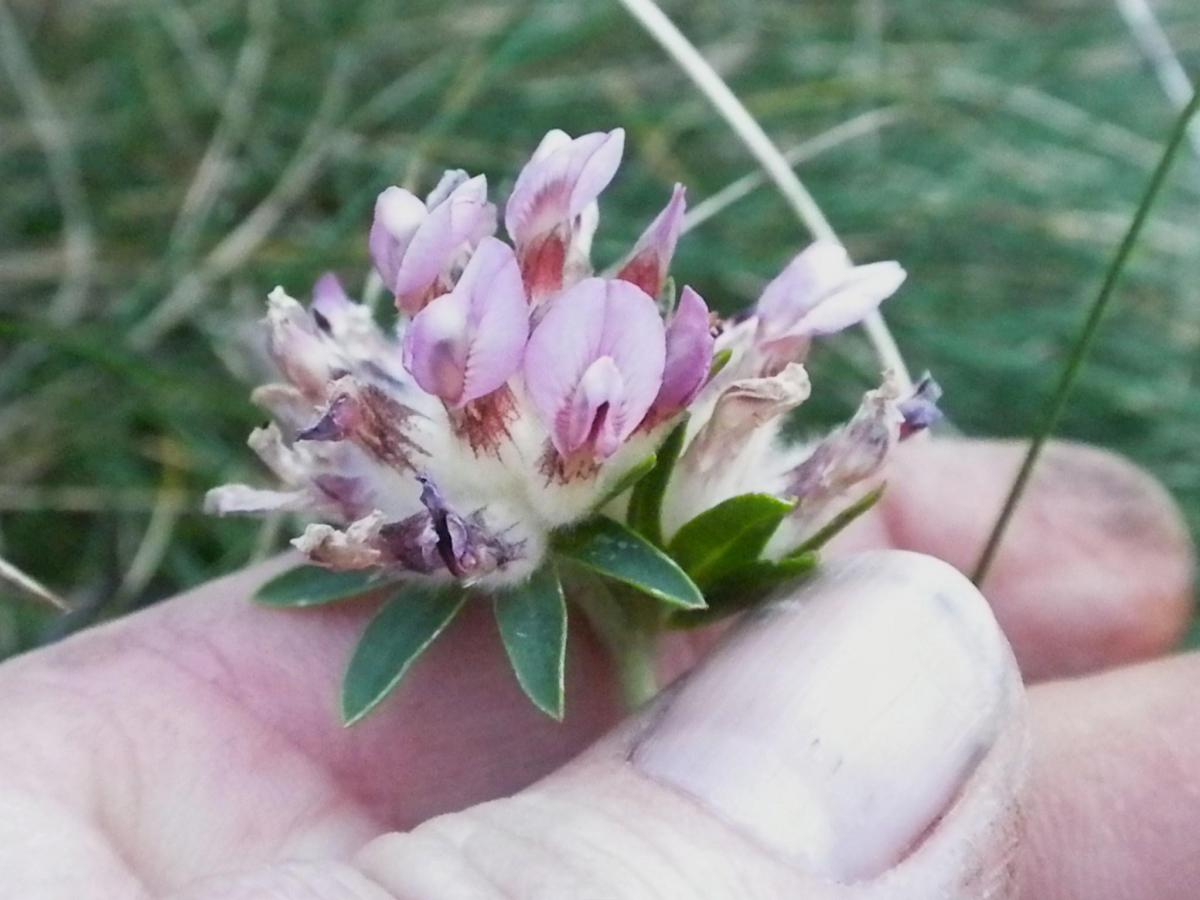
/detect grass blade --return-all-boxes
[972,89,1200,585]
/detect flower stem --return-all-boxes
[613,627,660,711]
[972,88,1200,586]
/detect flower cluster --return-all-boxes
[207,128,939,593]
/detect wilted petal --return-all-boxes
[204,485,310,516]
[298,376,427,472]
[647,285,714,422]
[293,513,387,570]
[756,241,906,349]
[264,287,338,401]
[505,129,625,248]
[617,183,686,298]
[402,237,528,407]
[684,362,811,474]
[311,272,353,328]
[786,375,903,509]
[523,277,665,459]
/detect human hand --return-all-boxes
[0,438,1193,899]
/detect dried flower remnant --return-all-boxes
[206,127,930,721]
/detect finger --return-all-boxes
[0,557,624,893]
[1022,652,1200,899]
[355,552,1030,899]
[834,438,1195,680]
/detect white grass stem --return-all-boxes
[614,0,912,390]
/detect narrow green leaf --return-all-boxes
[595,453,657,510]
[973,89,1200,585]
[494,562,567,720]
[341,584,467,725]
[626,416,688,547]
[786,483,886,558]
[708,347,733,379]
[667,493,794,588]
[255,565,390,608]
[673,553,818,627]
[554,516,705,609]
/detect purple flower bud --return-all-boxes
[617,183,686,299]
[523,277,665,460]
[645,285,714,424]
[756,241,906,354]
[369,174,496,313]
[898,372,943,439]
[402,237,529,407]
[504,129,624,297]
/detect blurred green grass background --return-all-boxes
[1,0,1198,654]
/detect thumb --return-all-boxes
[356,551,1029,899]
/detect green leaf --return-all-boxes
[674,553,818,627]
[708,347,733,379]
[626,416,688,547]
[255,565,390,608]
[786,483,885,558]
[341,583,468,725]
[554,516,705,609]
[666,493,794,588]
[594,452,657,510]
[494,561,567,720]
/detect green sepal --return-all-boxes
[594,452,657,511]
[255,565,393,608]
[493,561,568,720]
[672,552,818,627]
[341,583,468,725]
[786,483,886,558]
[553,516,705,610]
[666,493,794,589]
[626,416,688,547]
[708,347,733,379]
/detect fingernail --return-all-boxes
[634,550,1019,881]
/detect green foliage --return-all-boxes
[554,516,705,609]
[255,565,390,607]
[626,417,688,546]
[494,561,568,720]
[341,583,467,725]
[3,0,1199,655]
[677,553,818,626]
[666,493,794,588]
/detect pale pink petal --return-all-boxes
[559,356,624,456]
[369,187,427,293]
[649,285,714,418]
[617,183,686,298]
[524,277,665,458]
[593,279,667,429]
[403,238,527,406]
[393,174,496,302]
[790,261,906,336]
[523,278,608,439]
[457,238,528,403]
[755,241,851,341]
[504,129,625,248]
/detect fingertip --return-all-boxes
[876,439,1195,680]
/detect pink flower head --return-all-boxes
[523,277,665,460]
[617,183,686,299]
[646,285,714,424]
[369,172,496,313]
[504,129,625,297]
[310,272,355,331]
[755,241,906,352]
[402,237,528,407]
